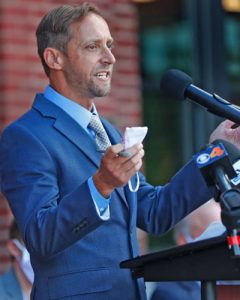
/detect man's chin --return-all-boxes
[92,87,111,98]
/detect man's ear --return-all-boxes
[43,48,64,71]
[7,240,21,259]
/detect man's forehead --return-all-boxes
[71,13,112,40]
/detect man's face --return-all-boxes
[62,13,116,104]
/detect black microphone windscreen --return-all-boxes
[212,139,240,164]
[160,69,193,101]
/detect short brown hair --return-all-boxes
[36,2,102,77]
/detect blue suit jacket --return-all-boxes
[0,94,215,300]
[0,267,24,300]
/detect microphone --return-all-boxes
[161,69,240,124]
[194,139,238,189]
[194,139,240,256]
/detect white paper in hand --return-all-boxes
[123,127,148,149]
[122,126,148,192]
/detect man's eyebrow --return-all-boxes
[82,37,114,45]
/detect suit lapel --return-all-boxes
[100,118,129,208]
[100,118,122,145]
[33,94,102,167]
[54,114,103,167]
[32,94,129,209]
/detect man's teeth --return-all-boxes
[97,72,108,78]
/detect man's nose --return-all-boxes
[101,47,116,65]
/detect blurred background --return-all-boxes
[0,0,240,274]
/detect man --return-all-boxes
[0,3,236,300]
[0,220,34,300]
[150,200,222,300]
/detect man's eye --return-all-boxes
[87,44,97,50]
[107,43,114,50]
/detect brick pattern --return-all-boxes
[0,0,141,272]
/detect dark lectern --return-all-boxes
[120,233,240,300]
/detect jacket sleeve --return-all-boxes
[136,159,217,235]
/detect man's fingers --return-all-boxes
[99,143,144,187]
[225,120,235,129]
[105,143,143,160]
[123,149,144,172]
[105,144,124,159]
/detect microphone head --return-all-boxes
[212,139,240,164]
[194,139,239,186]
[160,69,193,101]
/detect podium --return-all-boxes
[120,233,240,300]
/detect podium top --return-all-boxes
[120,233,240,281]
[120,234,227,269]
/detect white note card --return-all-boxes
[123,127,148,150]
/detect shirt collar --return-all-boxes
[44,85,97,132]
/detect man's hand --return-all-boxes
[210,120,240,149]
[93,143,144,198]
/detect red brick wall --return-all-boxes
[0,0,141,272]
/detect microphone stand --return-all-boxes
[215,166,240,257]
[201,281,216,300]
[203,166,240,300]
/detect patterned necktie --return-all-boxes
[88,114,111,152]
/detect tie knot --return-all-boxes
[88,114,111,152]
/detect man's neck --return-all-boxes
[49,81,94,111]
